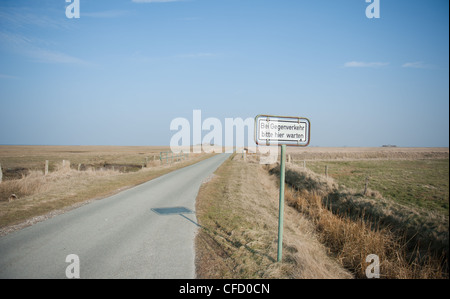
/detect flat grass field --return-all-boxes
[301,159,449,215]
[0,145,210,232]
[286,147,449,216]
[0,145,172,178]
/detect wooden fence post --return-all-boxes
[325,165,328,178]
[45,160,49,176]
[364,176,370,196]
[62,160,70,170]
[0,163,3,184]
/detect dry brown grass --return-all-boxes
[271,163,449,256]
[196,149,448,279]
[275,164,448,279]
[0,171,49,202]
[0,145,173,178]
[0,153,212,233]
[195,155,352,279]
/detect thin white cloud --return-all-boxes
[128,51,156,64]
[344,61,389,68]
[127,51,218,63]
[176,52,217,58]
[132,0,185,3]
[0,73,19,80]
[82,10,131,18]
[0,31,91,66]
[0,31,32,47]
[180,17,199,21]
[0,8,72,30]
[402,62,434,69]
[28,48,90,65]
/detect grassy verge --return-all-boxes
[195,155,352,279]
[195,150,448,279]
[0,153,213,233]
[270,163,448,279]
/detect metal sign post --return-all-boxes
[255,115,310,262]
[277,144,286,262]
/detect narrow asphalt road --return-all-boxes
[0,153,231,279]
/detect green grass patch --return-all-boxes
[302,159,449,215]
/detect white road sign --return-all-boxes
[255,115,310,146]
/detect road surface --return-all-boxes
[0,153,230,278]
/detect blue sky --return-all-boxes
[0,0,448,147]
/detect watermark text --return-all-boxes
[65,0,80,19]
[366,0,380,19]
